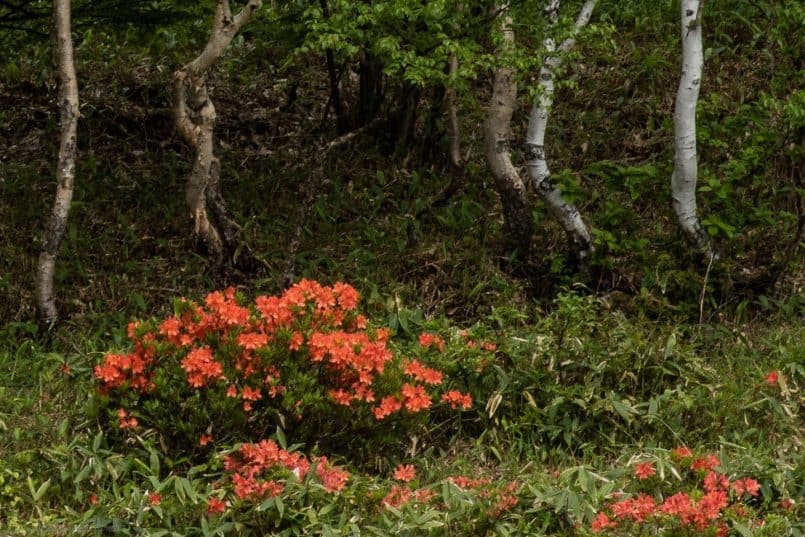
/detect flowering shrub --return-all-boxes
[94,280,472,453]
[589,449,785,536]
[220,439,349,501]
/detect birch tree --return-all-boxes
[484,6,533,259]
[173,0,262,264]
[671,0,714,256]
[36,0,79,323]
[524,0,596,263]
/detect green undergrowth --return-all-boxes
[0,289,802,535]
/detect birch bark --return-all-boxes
[524,0,596,263]
[36,0,79,323]
[484,7,533,259]
[173,0,261,264]
[672,0,714,256]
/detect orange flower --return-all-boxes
[315,456,349,492]
[591,512,617,533]
[289,331,304,350]
[671,446,693,460]
[691,454,720,472]
[373,396,402,419]
[236,331,268,350]
[147,492,161,506]
[403,359,443,385]
[199,434,213,446]
[418,332,445,351]
[441,390,472,409]
[633,462,656,480]
[181,346,225,388]
[764,370,779,386]
[401,383,432,412]
[207,497,227,514]
[393,464,416,482]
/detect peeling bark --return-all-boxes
[524,0,596,263]
[672,0,714,256]
[36,0,79,324]
[173,0,262,264]
[484,8,533,259]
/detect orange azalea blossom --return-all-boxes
[236,331,268,350]
[315,456,349,492]
[441,390,472,409]
[181,346,225,388]
[488,482,519,517]
[690,454,720,472]
[449,476,491,489]
[117,408,138,429]
[703,471,729,493]
[199,434,213,446]
[221,440,348,500]
[288,331,304,350]
[393,464,416,482]
[147,492,161,506]
[591,512,617,532]
[206,497,227,514]
[633,462,656,480]
[401,383,432,412]
[403,359,443,385]
[381,485,434,508]
[94,352,153,392]
[731,477,760,497]
[373,396,402,419]
[671,445,693,460]
[418,332,445,351]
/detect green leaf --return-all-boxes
[732,521,754,537]
[34,479,51,502]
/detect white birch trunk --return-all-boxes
[173,0,261,263]
[672,0,714,255]
[484,7,533,258]
[36,0,79,323]
[524,0,596,262]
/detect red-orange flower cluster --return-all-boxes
[393,464,416,482]
[418,332,445,351]
[592,451,764,534]
[221,440,348,500]
[441,390,473,409]
[96,280,471,440]
[633,462,656,480]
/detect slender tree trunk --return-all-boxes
[173,0,261,264]
[356,50,383,127]
[445,53,463,168]
[672,0,714,256]
[524,0,596,263]
[36,0,79,324]
[484,8,533,259]
[319,0,348,134]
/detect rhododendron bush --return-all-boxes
[94,280,472,452]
